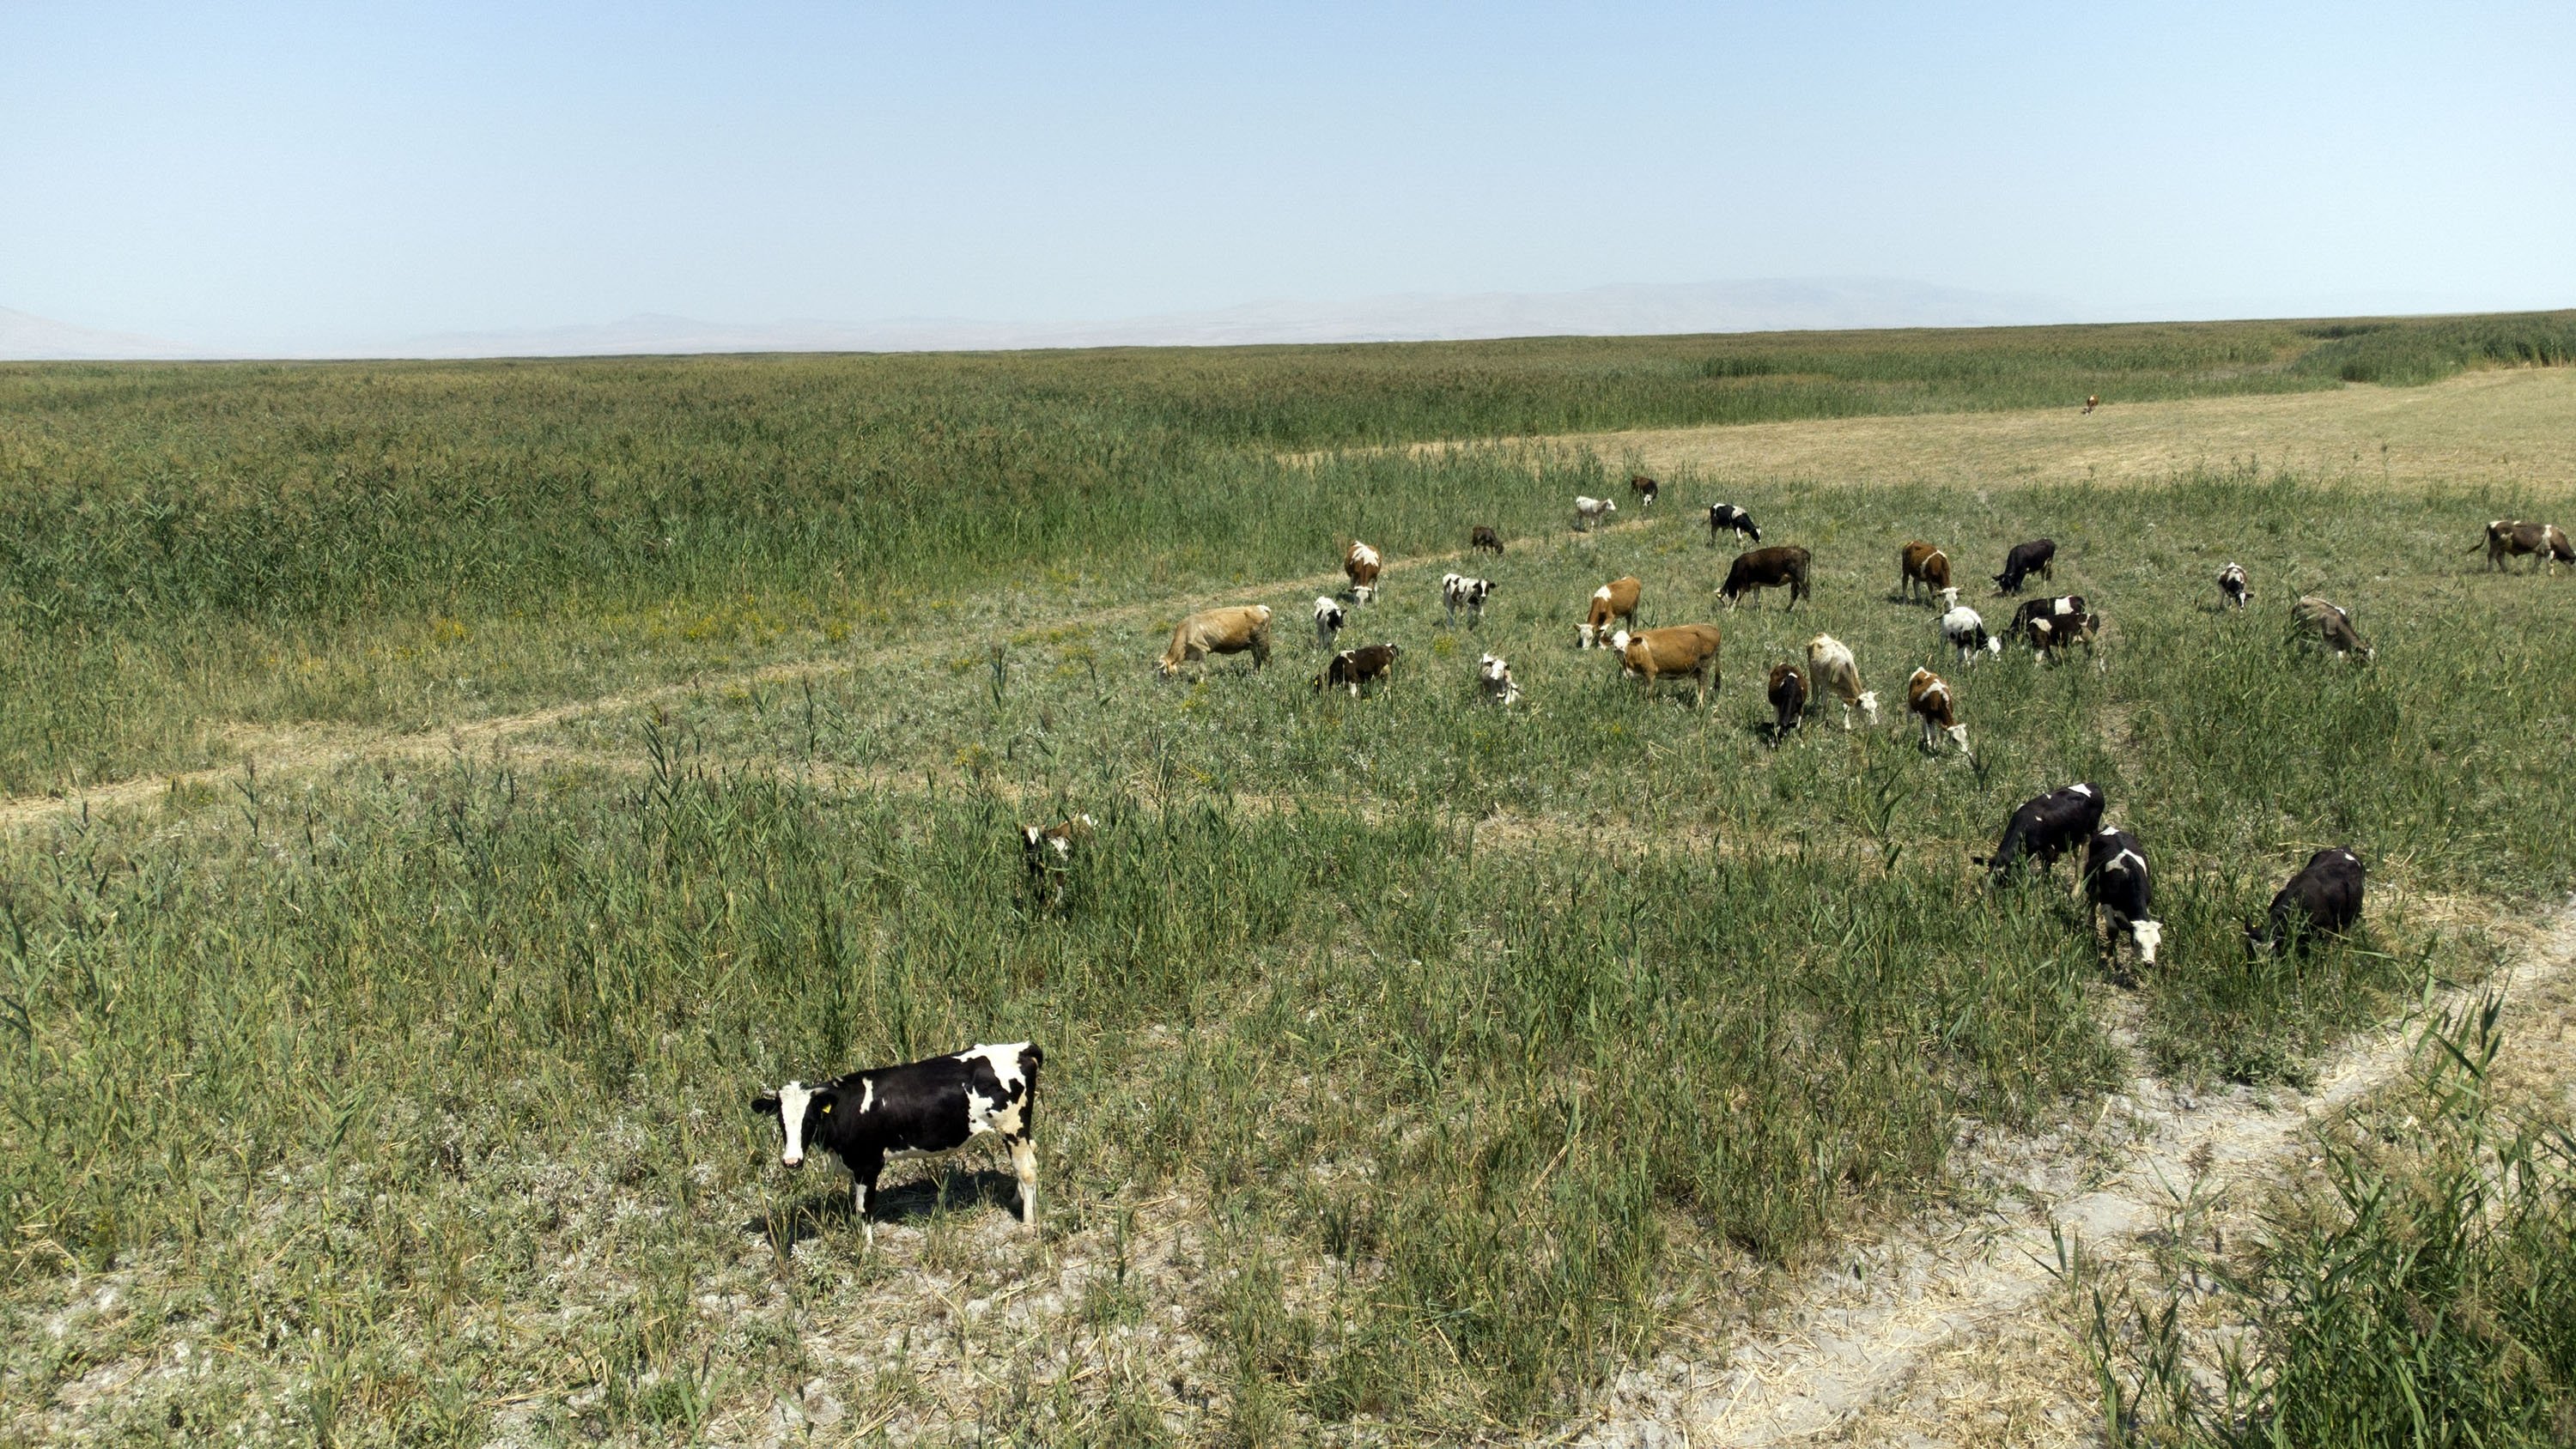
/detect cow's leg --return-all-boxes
[1009,1137,1039,1228]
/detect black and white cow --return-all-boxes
[1441,572,1495,625]
[2217,563,2251,609]
[2008,593,2087,641]
[1993,538,2056,596]
[2245,848,2365,956]
[1312,596,1346,650]
[1707,504,1762,545]
[751,1043,1042,1246]
[2081,828,2162,973]
[1978,783,2105,884]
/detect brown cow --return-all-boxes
[1617,624,1723,706]
[1721,545,1811,610]
[1899,541,1951,604]
[1767,663,1807,741]
[2293,596,2372,660]
[1905,667,1969,754]
[1578,576,1643,649]
[1470,525,1504,555]
[1343,541,1383,603]
[1159,605,1273,678]
[1805,634,1879,729]
[2083,394,2099,414]
[1629,474,1661,507]
[1315,643,1401,697]
[2480,518,2574,574]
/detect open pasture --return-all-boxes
[3,316,2574,1446]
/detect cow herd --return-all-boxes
[757,500,2567,1246]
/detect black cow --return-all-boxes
[2245,848,2366,956]
[1993,539,2057,595]
[1470,524,1505,555]
[1978,783,2105,883]
[2217,562,2251,609]
[2081,828,2162,974]
[1767,662,1807,741]
[1316,643,1400,696]
[751,1043,1042,1246]
[2008,593,2087,640]
[1721,545,1811,609]
[1020,815,1094,908]
[1629,474,1661,506]
[1707,504,1762,545]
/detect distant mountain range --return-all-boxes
[4,277,2075,361]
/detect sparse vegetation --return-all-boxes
[1,316,2572,1444]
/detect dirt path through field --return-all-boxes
[0,518,1646,833]
[1564,902,2576,1448]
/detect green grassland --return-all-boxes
[3,313,2574,1446]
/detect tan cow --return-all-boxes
[1617,624,1723,706]
[1158,605,1273,678]
[2292,596,2372,661]
[1906,667,1969,755]
[1343,541,1383,603]
[2480,518,2574,574]
[1805,634,1880,729]
[1899,541,1951,603]
[1578,576,1643,648]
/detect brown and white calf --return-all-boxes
[2026,609,2098,661]
[1573,495,1618,531]
[1629,474,1660,507]
[1160,605,1273,678]
[1478,652,1522,706]
[1343,541,1383,603]
[2083,393,2099,414]
[1470,524,1505,555]
[2293,596,2372,660]
[1905,668,1969,754]
[1316,643,1400,696]
[1721,545,1811,609]
[1616,624,1723,706]
[1442,572,1494,625]
[2217,563,2251,609]
[2479,518,2573,574]
[1577,576,1643,648]
[1804,634,1880,729]
[751,1043,1042,1247]
[1767,662,1807,739]
[1020,814,1095,907]
[1899,540,1951,603]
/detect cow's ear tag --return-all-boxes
[822,1103,833,1114]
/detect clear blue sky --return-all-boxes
[4,2,2570,348]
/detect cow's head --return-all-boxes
[2129,919,2163,965]
[750,1081,840,1169]
[1607,629,1631,655]
[1938,586,1960,610]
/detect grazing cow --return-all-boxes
[1316,643,1400,696]
[1343,541,1383,603]
[2082,828,2162,973]
[1993,539,2056,596]
[2245,847,2366,957]
[2026,609,2098,662]
[1471,524,1505,555]
[751,1043,1043,1248]
[2083,394,2099,414]
[1905,668,1969,754]
[1977,783,2104,882]
[1707,504,1762,545]
[1441,572,1495,626]
[1573,495,1618,531]
[1312,596,1346,649]
[2478,518,2574,574]
[2217,563,2251,609]
[1617,624,1724,706]
[1478,652,1522,706]
[1899,541,1952,603]
[1721,546,1811,610]
[1629,474,1661,507]
[1939,601,2002,663]
[2008,593,2087,640]
[1159,605,1273,678]
[1577,576,1643,648]
[1020,814,1095,908]
[1804,634,1880,729]
[1767,663,1807,740]
[2292,596,2372,660]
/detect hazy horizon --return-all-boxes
[5,4,2570,355]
